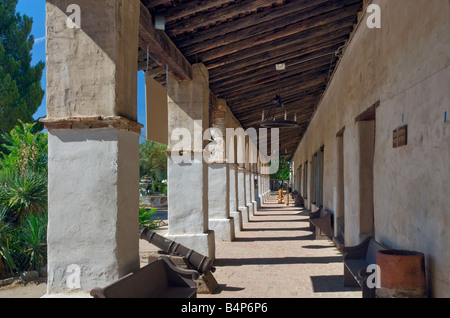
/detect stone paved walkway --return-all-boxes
[140,193,361,298]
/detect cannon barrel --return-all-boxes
[139,227,215,274]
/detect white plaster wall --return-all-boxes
[208,164,230,219]
[47,129,140,294]
[291,0,449,297]
[208,162,235,242]
[374,67,450,296]
[229,164,239,213]
[167,159,208,234]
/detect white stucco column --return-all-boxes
[250,166,258,212]
[237,167,249,223]
[207,98,235,241]
[229,163,243,231]
[43,0,141,297]
[263,164,270,201]
[208,163,235,241]
[256,160,263,207]
[166,63,215,259]
[245,168,254,217]
[256,172,261,209]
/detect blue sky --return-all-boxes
[15,0,147,138]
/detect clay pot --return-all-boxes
[376,249,427,298]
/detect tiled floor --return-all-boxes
[140,193,361,298]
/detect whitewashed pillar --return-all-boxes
[244,142,254,217]
[237,166,249,223]
[43,0,141,296]
[229,163,242,231]
[166,64,215,259]
[208,98,235,241]
[250,164,258,212]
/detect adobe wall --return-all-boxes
[292,0,449,297]
[46,0,139,120]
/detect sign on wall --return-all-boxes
[393,125,408,148]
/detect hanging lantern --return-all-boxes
[260,68,299,129]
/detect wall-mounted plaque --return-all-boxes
[393,125,408,148]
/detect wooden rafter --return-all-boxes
[140,0,364,158]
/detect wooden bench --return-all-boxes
[308,208,333,240]
[342,237,386,298]
[90,255,199,298]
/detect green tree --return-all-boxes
[270,157,290,181]
[0,0,45,137]
[139,140,167,181]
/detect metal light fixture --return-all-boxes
[261,65,299,129]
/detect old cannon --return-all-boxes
[139,227,216,274]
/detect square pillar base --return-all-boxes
[230,211,243,232]
[210,218,235,242]
[239,206,249,223]
[246,203,254,218]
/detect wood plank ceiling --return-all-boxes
[139,0,364,159]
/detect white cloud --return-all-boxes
[34,36,46,44]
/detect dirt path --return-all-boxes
[0,278,47,298]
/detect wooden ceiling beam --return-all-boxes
[174,0,330,49]
[205,22,354,72]
[209,34,350,92]
[229,85,325,119]
[228,83,325,111]
[216,64,332,98]
[184,2,361,63]
[153,0,236,24]
[144,0,172,8]
[139,2,192,82]
[234,91,323,119]
[234,96,320,123]
[228,89,325,117]
[242,107,317,127]
[208,41,346,83]
[226,76,328,110]
[166,0,281,36]
[210,57,331,92]
[180,0,360,59]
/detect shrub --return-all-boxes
[0,121,48,277]
[0,207,19,277]
[0,170,47,223]
[15,213,47,271]
[0,120,48,175]
[139,204,160,230]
